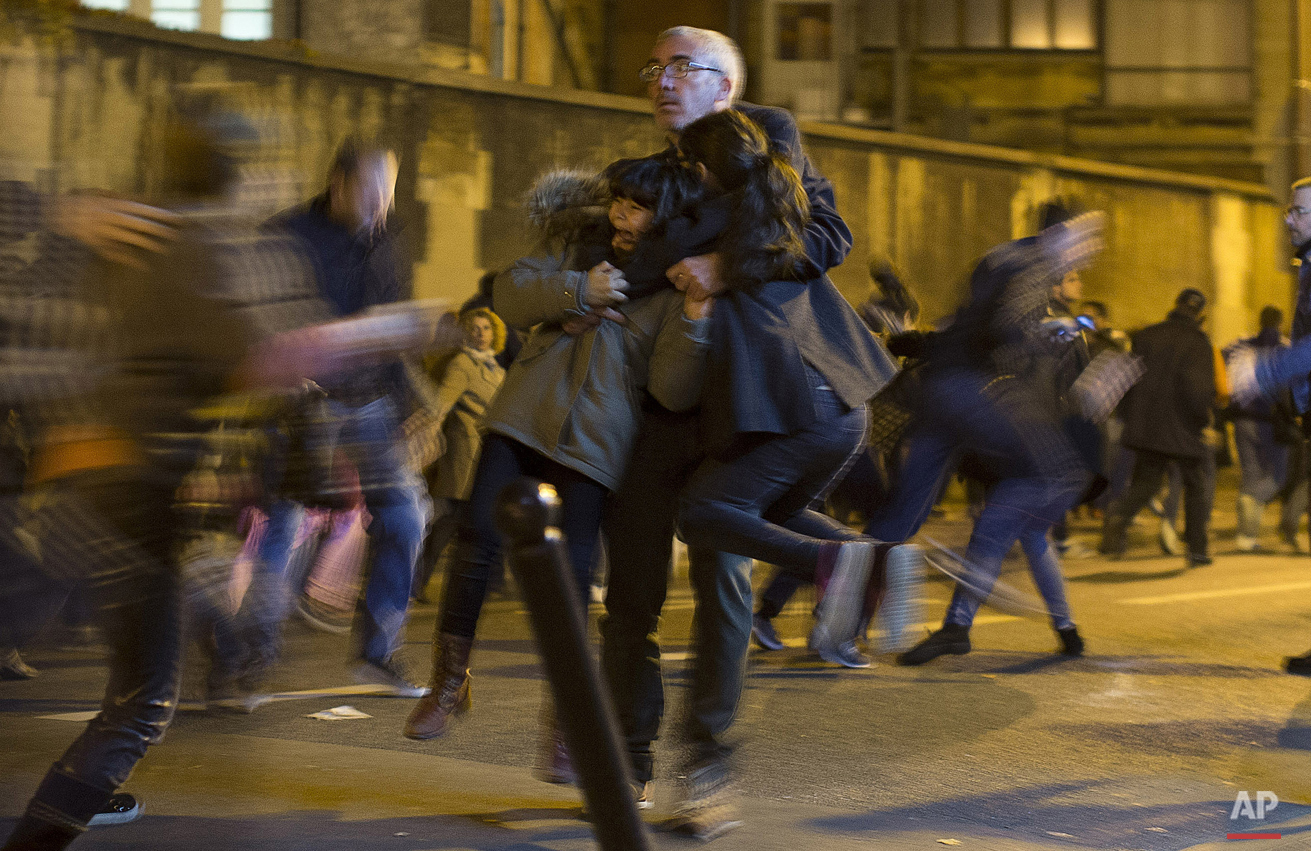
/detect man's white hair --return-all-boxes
[657,26,745,103]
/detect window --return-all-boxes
[221,0,272,40]
[917,0,1096,50]
[151,0,200,33]
[98,0,273,40]
[777,3,833,61]
[1104,0,1250,105]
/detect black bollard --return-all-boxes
[494,478,651,851]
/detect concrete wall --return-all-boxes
[0,16,1290,347]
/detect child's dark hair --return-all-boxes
[676,110,808,287]
[603,154,701,239]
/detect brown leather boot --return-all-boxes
[402,633,472,740]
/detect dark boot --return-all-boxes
[896,624,970,666]
[402,634,472,740]
[3,769,113,851]
[1057,626,1084,657]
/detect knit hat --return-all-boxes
[1174,288,1207,318]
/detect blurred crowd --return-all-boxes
[3,25,1311,851]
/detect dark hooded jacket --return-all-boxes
[1119,309,1217,459]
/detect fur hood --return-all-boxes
[525,169,608,248]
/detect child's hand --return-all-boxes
[586,261,629,308]
[683,291,715,321]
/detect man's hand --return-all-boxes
[47,194,177,268]
[667,252,727,300]
[562,307,627,336]
[586,261,629,308]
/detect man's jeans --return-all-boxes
[944,520,1075,631]
[2,471,182,842]
[601,403,752,781]
[259,398,429,665]
[865,368,1086,623]
[1233,417,1288,504]
[866,368,1084,548]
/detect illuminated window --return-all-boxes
[120,0,274,39]
[151,0,200,32]
[918,0,1096,50]
[221,0,272,40]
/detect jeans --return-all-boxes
[865,368,1086,550]
[600,402,752,781]
[944,521,1074,631]
[1233,417,1288,504]
[3,471,182,845]
[678,384,867,571]
[254,395,431,665]
[1103,449,1211,558]
[438,434,605,640]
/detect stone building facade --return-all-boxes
[0,14,1291,349]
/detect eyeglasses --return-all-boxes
[1288,205,1311,218]
[638,60,723,82]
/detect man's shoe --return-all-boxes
[1159,520,1184,556]
[1187,553,1213,568]
[667,763,742,841]
[354,656,430,698]
[88,793,142,827]
[814,638,870,669]
[1287,651,1311,676]
[896,624,970,666]
[751,613,786,651]
[1057,626,1084,657]
[0,648,38,680]
[1057,540,1097,560]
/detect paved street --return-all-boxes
[4,478,1311,850]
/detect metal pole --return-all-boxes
[493,478,651,851]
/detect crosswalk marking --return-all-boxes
[1122,580,1311,605]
